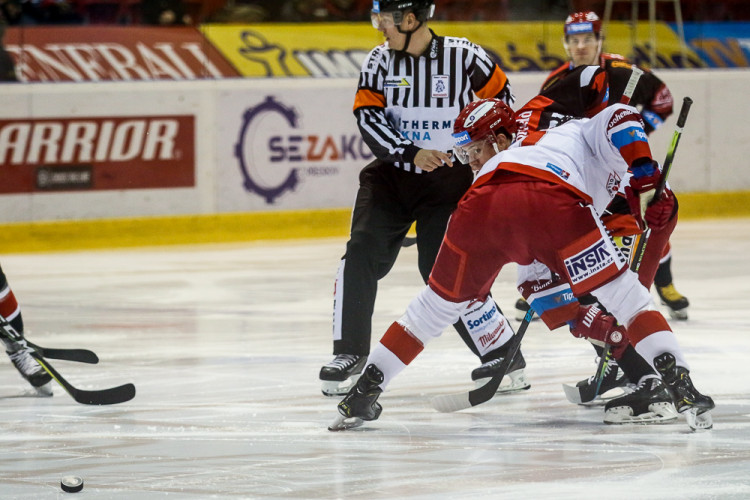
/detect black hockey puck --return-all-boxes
[61,476,84,493]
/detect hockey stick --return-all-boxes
[431,308,534,413]
[26,341,99,364]
[30,352,136,405]
[0,316,134,405]
[0,315,99,364]
[629,96,693,272]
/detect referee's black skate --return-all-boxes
[328,364,384,431]
[654,352,714,430]
[603,375,678,424]
[471,350,530,394]
[319,354,366,397]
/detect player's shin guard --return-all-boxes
[366,321,425,390]
[627,310,688,370]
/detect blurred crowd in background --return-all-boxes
[0,0,748,27]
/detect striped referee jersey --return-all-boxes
[353,30,514,173]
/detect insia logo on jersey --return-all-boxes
[0,115,194,193]
[564,240,618,285]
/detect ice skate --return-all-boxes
[328,364,384,431]
[6,343,53,397]
[603,375,678,424]
[472,350,530,394]
[319,354,366,396]
[654,352,714,430]
[656,283,689,320]
[563,357,629,405]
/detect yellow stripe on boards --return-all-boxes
[1,191,749,254]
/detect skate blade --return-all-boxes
[321,377,359,397]
[328,414,364,432]
[684,408,713,431]
[474,370,530,395]
[604,402,679,425]
[562,383,627,406]
[0,389,53,399]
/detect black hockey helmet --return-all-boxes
[371,0,435,25]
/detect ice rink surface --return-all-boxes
[1,218,749,499]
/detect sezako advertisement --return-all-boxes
[215,81,369,211]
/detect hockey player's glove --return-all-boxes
[625,159,661,230]
[570,304,629,358]
[644,188,676,230]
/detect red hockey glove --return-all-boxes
[570,304,629,357]
[625,160,661,230]
[644,188,676,230]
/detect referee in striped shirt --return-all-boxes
[320,0,519,396]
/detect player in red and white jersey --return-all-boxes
[527,11,689,323]
[329,98,713,431]
[509,63,680,416]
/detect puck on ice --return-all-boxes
[61,476,84,493]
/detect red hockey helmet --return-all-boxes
[564,11,602,38]
[452,99,516,164]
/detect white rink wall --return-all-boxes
[0,70,748,223]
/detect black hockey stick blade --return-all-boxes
[26,341,99,364]
[431,308,534,413]
[1,315,98,364]
[32,354,135,405]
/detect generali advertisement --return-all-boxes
[8,21,750,84]
[3,26,240,82]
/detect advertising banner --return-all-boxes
[3,26,240,82]
[0,114,196,194]
[200,21,709,78]
[683,22,750,67]
[216,81,368,211]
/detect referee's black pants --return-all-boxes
[333,159,475,356]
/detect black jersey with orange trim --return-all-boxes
[514,65,609,146]
[353,30,513,173]
[541,53,673,134]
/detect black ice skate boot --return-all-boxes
[6,343,53,396]
[654,353,714,414]
[338,363,384,417]
[604,375,678,424]
[319,354,367,397]
[656,284,689,320]
[564,357,629,405]
[472,349,530,394]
